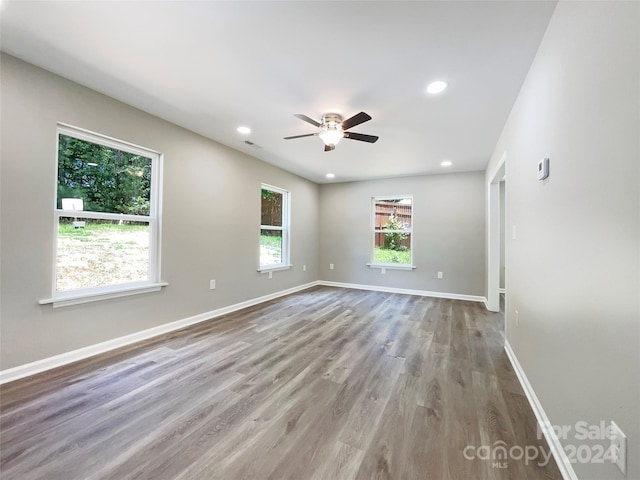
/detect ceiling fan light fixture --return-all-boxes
[319,128,343,146]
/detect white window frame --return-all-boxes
[258,183,291,272]
[368,195,416,271]
[40,124,165,308]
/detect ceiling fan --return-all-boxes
[284,112,379,152]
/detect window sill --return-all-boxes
[39,282,168,308]
[366,263,416,271]
[257,264,293,273]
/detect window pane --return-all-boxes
[374,232,411,264]
[374,198,412,230]
[261,189,283,227]
[260,229,282,265]
[57,134,152,215]
[56,217,150,291]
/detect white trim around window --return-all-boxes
[258,183,291,272]
[42,124,165,307]
[369,195,416,269]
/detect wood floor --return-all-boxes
[0,287,561,480]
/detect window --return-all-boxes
[260,184,290,270]
[371,196,414,267]
[49,124,163,304]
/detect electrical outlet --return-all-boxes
[209,279,216,290]
[512,225,517,240]
[303,265,306,272]
[329,264,334,270]
[381,267,386,275]
[437,272,443,279]
[515,310,519,327]
[610,421,627,475]
[268,271,273,280]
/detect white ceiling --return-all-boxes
[0,1,556,183]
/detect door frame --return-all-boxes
[487,153,506,312]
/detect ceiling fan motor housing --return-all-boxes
[321,113,343,130]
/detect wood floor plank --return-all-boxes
[200,377,342,480]
[0,286,562,480]
[351,372,421,479]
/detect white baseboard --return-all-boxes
[318,280,487,304]
[0,281,320,385]
[504,341,578,480]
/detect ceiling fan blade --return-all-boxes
[341,112,372,130]
[324,144,335,152]
[284,133,318,140]
[343,132,379,143]
[294,114,321,127]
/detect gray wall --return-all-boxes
[319,173,486,296]
[0,54,320,369]
[485,2,640,479]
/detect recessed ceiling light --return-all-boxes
[427,81,448,95]
[237,126,251,134]
[441,160,452,167]
[326,173,336,179]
